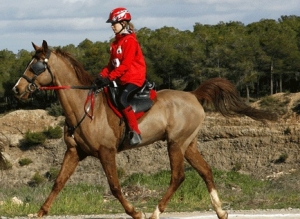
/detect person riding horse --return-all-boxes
[96,7,146,146]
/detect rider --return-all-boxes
[96,7,146,146]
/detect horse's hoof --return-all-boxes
[219,211,228,219]
[37,209,47,217]
[132,211,146,219]
[142,211,147,219]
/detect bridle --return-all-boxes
[21,50,53,94]
[17,48,99,136]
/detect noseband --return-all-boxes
[22,50,53,93]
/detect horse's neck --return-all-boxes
[52,59,93,123]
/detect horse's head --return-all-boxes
[12,40,54,100]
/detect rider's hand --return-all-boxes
[95,75,110,88]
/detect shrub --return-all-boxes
[19,158,33,166]
[24,131,46,146]
[292,99,300,114]
[275,153,288,164]
[44,126,63,139]
[46,103,64,117]
[117,167,126,179]
[259,96,277,107]
[232,162,242,172]
[284,127,291,135]
[259,96,289,115]
[0,158,12,170]
[28,172,46,187]
[45,167,60,181]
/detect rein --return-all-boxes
[39,85,100,136]
[22,49,100,137]
[39,85,96,90]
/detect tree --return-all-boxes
[248,19,299,94]
[0,49,16,96]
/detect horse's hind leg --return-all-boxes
[184,138,228,219]
[37,145,86,217]
[98,146,144,219]
[149,143,186,219]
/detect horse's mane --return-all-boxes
[55,48,94,85]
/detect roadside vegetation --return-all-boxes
[1,168,300,217]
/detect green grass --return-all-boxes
[1,168,300,217]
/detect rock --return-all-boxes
[11,197,23,205]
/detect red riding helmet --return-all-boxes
[106,7,131,23]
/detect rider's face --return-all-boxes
[111,22,124,34]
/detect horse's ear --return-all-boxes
[32,42,39,51]
[42,40,48,52]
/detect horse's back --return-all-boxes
[156,89,204,112]
[139,89,205,143]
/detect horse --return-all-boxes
[12,40,277,219]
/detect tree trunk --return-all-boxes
[246,84,250,103]
[279,73,282,93]
[270,61,273,95]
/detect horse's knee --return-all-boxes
[177,174,185,185]
[170,173,185,189]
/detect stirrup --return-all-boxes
[129,131,142,146]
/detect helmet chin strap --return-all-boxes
[116,22,128,35]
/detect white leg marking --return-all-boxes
[151,205,161,219]
[210,189,226,217]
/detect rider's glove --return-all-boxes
[95,75,110,88]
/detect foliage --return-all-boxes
[44,126,63,139]
[117,167,126,179]
[22,126,62,148]
[24,131,46,147]
[259,96,278,107]
[2,15,300,112]
[0,158,12,170]
[46,103,64,117]
[28,172,46,187]
[292,98,300,114]
[1,168,300,216]
[259,95,289,115]
[275,153,289,163]
[283,127,291,135]
[45,167,60,181]
[18,158,33,166]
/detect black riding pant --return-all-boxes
[118,83,140,110]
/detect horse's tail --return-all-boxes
[190,77,278,122]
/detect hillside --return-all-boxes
[1,93,300,189]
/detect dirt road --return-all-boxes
[7,209,300,219]
[160,209,300,218]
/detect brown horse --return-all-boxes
[12,40,277,219]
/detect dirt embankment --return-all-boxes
[1,93,300,188]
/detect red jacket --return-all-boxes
[100,32,146,87]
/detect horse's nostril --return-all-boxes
[12,86,19,94]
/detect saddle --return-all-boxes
[103,80,157,119]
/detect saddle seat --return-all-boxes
[103,80,157,120]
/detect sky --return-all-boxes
[1,0,299,54]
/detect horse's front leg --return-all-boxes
[98,146,144,219]
[37,145,85,217]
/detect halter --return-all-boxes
[22,50,53,93]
